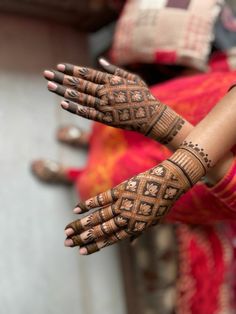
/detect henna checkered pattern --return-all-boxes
[115,160,190,234]
[64,154,192,254]
[98,78,164,133]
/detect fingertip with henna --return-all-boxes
[47,81,57,91]
[57,64,66,72]
[79,247,87,255]
[73,206,82,214]
[99,57,110,66]
[61,100,69,109]
[99,57,116,74]
[64,238,74,247]
[44,70,54,80]
[64,228,74,236]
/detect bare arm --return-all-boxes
[183,87,236,165]
[166,102,235,186]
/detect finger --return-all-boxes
[61,101,103,122]
[73,189,117,213]
[44,70,102,96]
[67,215,128,247]
[57,63,111,84]
[79,229,131,255]
[99,57,138,81]
[66,204,118,235]
[48,82,102,108]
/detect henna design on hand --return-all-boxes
[64,147,207,254]
[64,143,212,254]
[45,60,186,144]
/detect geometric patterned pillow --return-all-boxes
[110,0,224,70]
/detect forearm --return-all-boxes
[165,88,236,185]
[183,87,236,165]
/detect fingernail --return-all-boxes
[64,239,74,247]
[57,64,65,72]
[44,70,54,80]
[79,247,87,255]
[73,206,82,214]
[61,100,69,109]
[47,81,57,91]
[64,228,74,236]
[131,239,138,246]
[99,58,110,66]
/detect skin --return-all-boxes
[44,61,236,255]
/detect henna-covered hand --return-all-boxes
[44,59,185,144]
[64,142,209,255]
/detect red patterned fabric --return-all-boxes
[176,224,233,314]
[210,159,236,211]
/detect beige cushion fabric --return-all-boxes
[111,0,224,70]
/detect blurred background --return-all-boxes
[0,1,126,314]
[1,0,236,314]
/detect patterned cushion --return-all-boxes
[111,0,223,70]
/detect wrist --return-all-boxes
[145,103,187,145]
[167,121,193,151]
[167,141,210,187]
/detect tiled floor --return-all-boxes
[0,14,126,314]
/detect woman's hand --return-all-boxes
[44,59,186,144]
[64,156,191,255]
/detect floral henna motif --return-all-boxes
[67,76,80,89]
[102,111,114,123]
[67,77,101,96]
[120,198,134,211]
[109,76,124,86]
[163,187,179,200]
[137,202,153,215]
[114,67,143,83]
[144,182,160,197]
[77,67,107,83]
[134,107,146,119]
[119,109,131,121]
[130,90,143,102]
[126,179,139,192]
[150,165,166,177]
[115,216,128,227]
[132,221,146,232]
